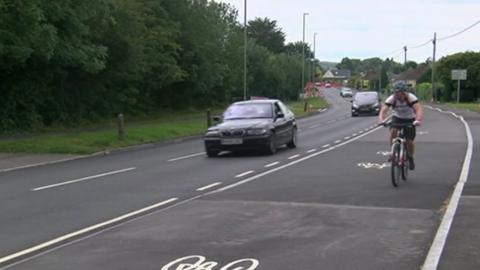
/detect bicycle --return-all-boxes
[380,122,414,187]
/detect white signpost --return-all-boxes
[451,69,467,103]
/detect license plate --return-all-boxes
[221,138,243,145]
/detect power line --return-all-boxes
[438,19,480,41]
[408,39,433,49]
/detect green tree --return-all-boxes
[247,17,286,54]
[436,51,480,102]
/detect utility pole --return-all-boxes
[403,46,407,65]
[431,32,437,102]
[379,65,382,92]
[301,12,309,99]
[243,0,247,100]
[313,33,318,83]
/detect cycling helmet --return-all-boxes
[393,81,408,92]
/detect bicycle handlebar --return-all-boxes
[378,122,415,128]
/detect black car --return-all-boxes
[204,99,297,157]
[351,91,381,116]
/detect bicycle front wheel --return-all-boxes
[391,144,401,187]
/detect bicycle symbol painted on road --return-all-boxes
[358,162,391,170]
[161,255,259,270]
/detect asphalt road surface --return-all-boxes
[0,88,477,270]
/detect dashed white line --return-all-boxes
[168,152,206,162]
[32,167,136,191]
[322,144,331,148]
[288,154,300,160]
[353,133,358,136]
[359,130,364,134]
[0,197,178,265]
[307,149,317,153]
[334,140,342,144]
[265,162,280,168]
[235,170,254,178]
[364,128,369,131]
[344,136,351,140]
[196,182,222,191]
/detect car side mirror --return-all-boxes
[275,113,284,120]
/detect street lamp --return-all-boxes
[243,0,247,100]
[301,12,309,99]
[313,32,318,83]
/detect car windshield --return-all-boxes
[224,103,273,120]
[355,93,377,102]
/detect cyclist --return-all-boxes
[378,81,423,170]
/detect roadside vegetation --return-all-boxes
[0,98,327,154]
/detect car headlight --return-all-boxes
[246,129,268,136]
[205,130,220,136]
[352,103,359,108]
[373,102,380,108]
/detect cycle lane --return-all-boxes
[1,107,468,270]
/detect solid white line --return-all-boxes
[288,154,300,160]
[196,182,222,191]
[307,149,317,153]
[322,144,331,148]
[334,140,342,144]
[212,126,382,193]
[422,111,473,270]
[235,170,254,178]
[32,168,136,191]
[265,162,280,168]
[168,152,206,162]
[0,198,178,265]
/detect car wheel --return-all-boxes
[286,128,297,148]
[206,148,219,157]
[265,134,277,155]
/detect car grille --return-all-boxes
[221,129,245,137]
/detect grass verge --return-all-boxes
[0,97,328,154]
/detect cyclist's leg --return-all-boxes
[404,123,416,170]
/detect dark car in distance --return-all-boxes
[351,91,381,116]
[204,99,297,157]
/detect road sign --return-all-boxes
[451,69,467,80]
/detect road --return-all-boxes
[0,88,477,269]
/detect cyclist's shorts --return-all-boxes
[391,116,416,140]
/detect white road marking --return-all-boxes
[334,140,342,144]
[344,136,351,140]
[211,125,382,193]
[307,149,317,153]
[0,198,178,265]
[265,162,280,168]
[322,144,330,148]
[353,133,358,136]
[196,182,222,191]
[32,168,136,191]
[359,130,364,134]
[364,128,369,131]
[168,152,206,162]
[235,170,254,178]
[288,154,300,160]
[422,110,473,270]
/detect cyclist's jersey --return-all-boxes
[385,93,418,119]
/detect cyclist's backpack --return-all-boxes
[391,94,414,109]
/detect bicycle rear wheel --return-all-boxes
[391,144,401,187]
[401,149,409,181]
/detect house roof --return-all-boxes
[362,70,379,80]
[396,64,429,81]
[323,69,351,79]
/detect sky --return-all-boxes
[215,0,480,63]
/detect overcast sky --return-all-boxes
[215,0,479,63]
